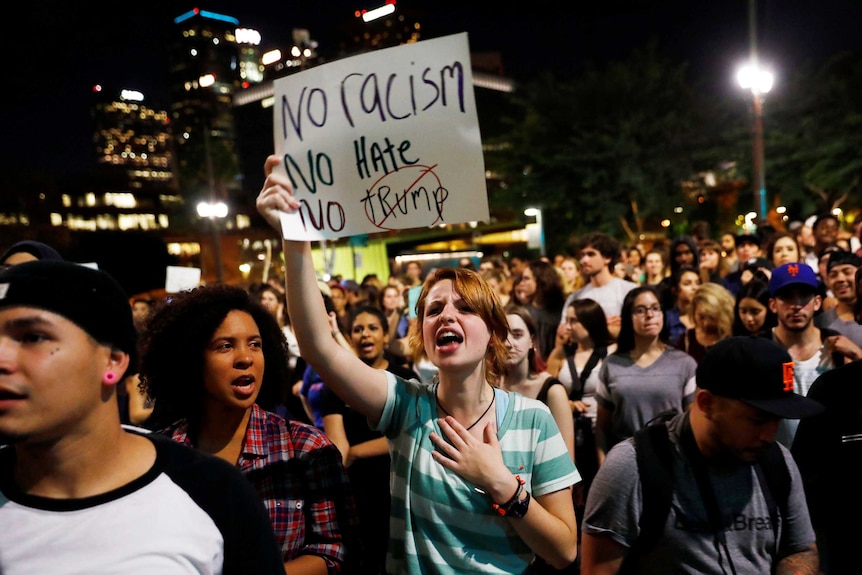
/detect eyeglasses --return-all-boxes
[632,304,662,317]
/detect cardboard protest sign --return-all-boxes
[273,32,489,240]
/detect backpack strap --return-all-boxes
[618,420,675,574]
[754,442,791,555]
[579,346,607,387]
[621,417,791,573]
[568,346,607,401]
[566,353,580,398]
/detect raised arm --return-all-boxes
[256,155,389,422]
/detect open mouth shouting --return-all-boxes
[231,375,256,397]
[435,329,464,353]
[356,340,378,357]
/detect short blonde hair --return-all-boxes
[691,282,736,338]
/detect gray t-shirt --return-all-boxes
[561,277,639,322]
[583,415,817,574]
[815,307,862,348]
[596,348,697,448]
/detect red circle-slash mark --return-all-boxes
[364,164,445,230]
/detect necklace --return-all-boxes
[435,384,496,430]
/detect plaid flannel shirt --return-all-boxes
[164,404,360,574]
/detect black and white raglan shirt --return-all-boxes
[0,432,284,574]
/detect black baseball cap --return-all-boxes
[826,250,862,272]
[696,337,824,419]
[736,233,761,247]
[0,240,63,265]
[0,260,137,369]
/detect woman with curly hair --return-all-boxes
[138,284,360,575]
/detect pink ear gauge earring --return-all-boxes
[103,372,117,384]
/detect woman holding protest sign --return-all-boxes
[257,155,580,574]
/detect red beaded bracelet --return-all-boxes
[492,475,526,516]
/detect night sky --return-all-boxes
[5,0,862,181]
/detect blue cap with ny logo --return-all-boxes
[769,262,819,296]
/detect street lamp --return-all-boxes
[197,200,228,283]
[195,71,229,284]
[524,208,545,258]
[737,0,774,224]
[737,62,773,223]
[737,0,773,225]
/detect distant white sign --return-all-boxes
[273,32,489,240]
[165,266,201,293]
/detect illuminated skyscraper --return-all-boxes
[51,86,181,233]
[168,8,249,209]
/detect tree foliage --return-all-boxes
[486,41,862,254]
[487,42,726,254]
[766,51,862,217]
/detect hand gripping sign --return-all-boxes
[273,32,490,240]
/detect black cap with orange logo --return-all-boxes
[696,336,824,419]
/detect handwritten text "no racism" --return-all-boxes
[279,62,467,142]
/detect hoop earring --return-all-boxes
[103,372,117,384]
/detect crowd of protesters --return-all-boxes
[3,204,862,574]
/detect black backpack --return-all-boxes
[618,418,792,573]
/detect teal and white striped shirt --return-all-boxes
[376,373,580,574]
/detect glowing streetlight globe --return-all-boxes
[737,64,774,95]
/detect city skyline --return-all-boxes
[5,0,862,181]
